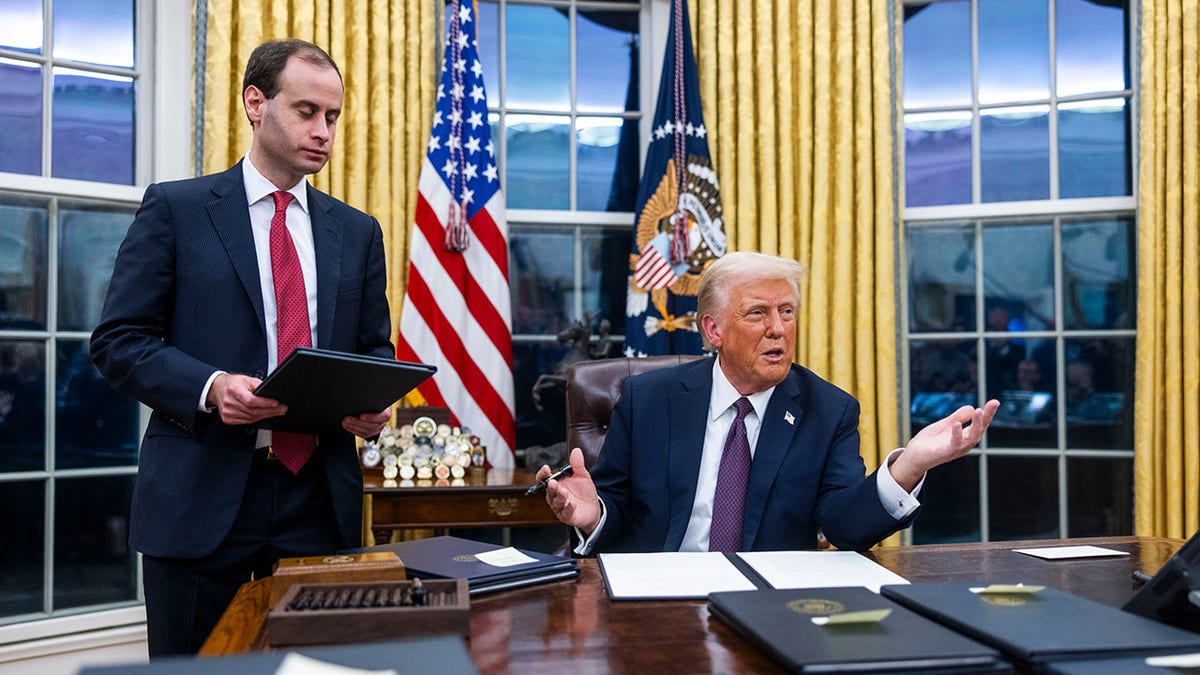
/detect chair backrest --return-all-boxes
[565,355,705,467]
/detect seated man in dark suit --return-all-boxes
[537,251,999,553]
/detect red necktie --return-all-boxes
[269,190,316,474]
[709,397,753,553]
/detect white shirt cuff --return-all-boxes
[198,370,224,412]
[572,499,608,556]
[877,447,923,520]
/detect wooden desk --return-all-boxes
[201,536,1185,672]
[362,468,560,543]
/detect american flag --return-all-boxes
[397,0,515,468]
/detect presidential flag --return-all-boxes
[624,0,726,357]
[396,0,515,468]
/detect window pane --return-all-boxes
[577,118,633,211]
[56,340,140,470]
[509,227,574,334]
[1068,456,1132,537]
[1061,217,1134,329]
[0,0,42,53]
[54,475,137,610]
[911,455,980,544]
[1057,0,1128,97]
[988,455,1059,540]
[514,340,569,453]
[983,222,1055,333]
[0,58,42,176]
[904,112,972,207]
[506,4,568,110]
[57,204,133,331]
[0,340,46,473]
[980,106,1049,202]
[52,0,134,68]
[577,11,638,113]
[1059,98,1130,199]
[987,338,1057,448]
[902,1,972,108]
[52,68,135,185]
[0,480,44,620]
[0,200,49,330]
[582,227,631,338]
[506,114,569,209]
[476,1,500,103]
[978,0,1049,104]
[909,339,978,438]
[1065,337,1133,450]
[907,224,976,332]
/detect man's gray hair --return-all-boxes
[696,251,807,349]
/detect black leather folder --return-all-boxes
[345,535,579,596]
[253,347,436,433]
[881,582,1200,670]
[708,586,1005,673]
[78,636,476,674]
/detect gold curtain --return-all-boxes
[201,0,437,337]
[691,0,900,471]
[1135,0,1200,538]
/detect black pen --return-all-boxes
[525,464,573,496]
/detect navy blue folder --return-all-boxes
[345,535,579,595]
[881,582,1200,669]
[709,586,1006,673]
[78,637,476,674]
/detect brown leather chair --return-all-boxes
[565,354,704,467]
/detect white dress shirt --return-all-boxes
[197,157,319,450]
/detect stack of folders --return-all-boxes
[880,582,1200,673]
[708,586,1006,673]
[345,535,579,596]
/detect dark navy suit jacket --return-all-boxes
[91,163,393,559]
[589,358,916,553]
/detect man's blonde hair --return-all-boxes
[696,251,807,349]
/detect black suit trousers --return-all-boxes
[141,452,342,657]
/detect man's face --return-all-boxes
[244,56,343,188]
[702,277,797,395]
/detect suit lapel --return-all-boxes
[205,163,266,334]
[308,187,342,349]
[741,368,806,549]
[664,361,713,551]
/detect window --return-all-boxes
[469,0,643,453]
[0,0,190,639]
[901,0,1135,542]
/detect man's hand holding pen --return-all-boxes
[535,447,602,537]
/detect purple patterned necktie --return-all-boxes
[268,190,316,474]
[709,397,753,553]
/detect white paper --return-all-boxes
[475,546,538,567]
[1012,545,1130,560]
[275,653,397,675]
[598,552,758,599]
[737,550,910,593]
[1146,653,1200,668]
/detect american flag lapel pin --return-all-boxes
[784,411,795,425]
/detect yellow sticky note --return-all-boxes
[969,584,1045,594]
[811,608,892,626]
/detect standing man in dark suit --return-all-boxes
[537,251,999,554]
[91,39,395,656]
